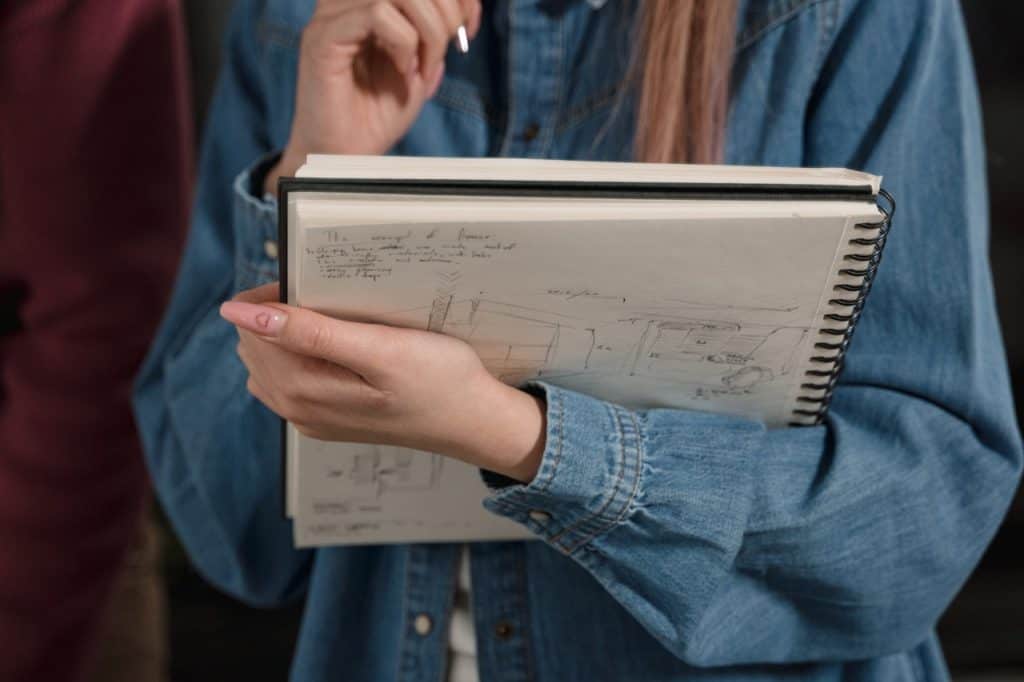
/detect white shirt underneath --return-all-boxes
[447,547,478,682]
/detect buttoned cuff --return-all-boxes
[232,152,282,293]
[482,382,766,558]
[482,382,644,554]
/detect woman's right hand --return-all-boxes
[265,0,482,194]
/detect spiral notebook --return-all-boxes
[277,155,893,547]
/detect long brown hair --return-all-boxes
[633,0,738,164]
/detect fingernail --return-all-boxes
[220,301,287,336]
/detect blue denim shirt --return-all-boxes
[134,0,1023,680]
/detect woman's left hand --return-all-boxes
[220,283,546,482]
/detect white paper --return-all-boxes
[285,191,882,546]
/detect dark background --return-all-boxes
[165,2,1024,678]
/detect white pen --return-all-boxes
[456,24,469,53]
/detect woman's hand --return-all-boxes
[221,284,546,483]
[265,0,482,193]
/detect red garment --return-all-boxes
[0,1,191,679]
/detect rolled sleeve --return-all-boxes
[483,382,764,557]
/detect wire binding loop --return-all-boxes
[793,188,894,426]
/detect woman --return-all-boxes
[135,0,1023,680]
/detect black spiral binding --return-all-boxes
[790,189,895,426]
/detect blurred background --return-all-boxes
[159,1,1024,679]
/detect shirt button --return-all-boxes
[494,621,514,639]
[528,509,550,523]
[263,239,279,260]
[413,613,433,636]
[522,123,540,142]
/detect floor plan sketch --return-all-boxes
[631,320,808,393]
[297,440,529,545]
[420,294,588,382]
[386,286,812,399]
[321,450,444,505]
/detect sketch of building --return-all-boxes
[631,320,805,386]
[346,451,444,500]
[424,296,580,382]
[388,283,812,398]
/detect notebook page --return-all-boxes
[287,194,881,544]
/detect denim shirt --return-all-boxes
[134,0,1023,680]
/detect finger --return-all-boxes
[273,307,395,380]
[236,331,275,389]
[221,301,392,381]
[392,0,449,73]
[308,1,419,75]
[237,332,286,413]
[426,61,445,99]
[430,0,464,36]
[426,0,468,80]
[252,330,373,397]
[222,301,288,339]
[304,0,378,47]
[239,326,315,386]
[314,0,379,15]
[233,282,280,304]
[456,0,480,38]
[365,1,421,75]
[315,0,376,13]
[241,327,377,417]
[246,375,283,414]
[236,335,251,369]
[236,324,305,389]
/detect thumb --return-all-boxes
[219,301,390,378]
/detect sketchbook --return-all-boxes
[277,155,893,547]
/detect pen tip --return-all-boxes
[457,25,469,53]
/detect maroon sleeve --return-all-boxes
[0,1,192,679]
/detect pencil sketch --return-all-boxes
[320,450,444,506]
[384,290,810,398]
[301,225,813,397]
[290,207,878,544]
[629,320,807,389]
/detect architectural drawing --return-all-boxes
[322,450,444,504]
[394,285,811,397]
[630,320,807,392]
